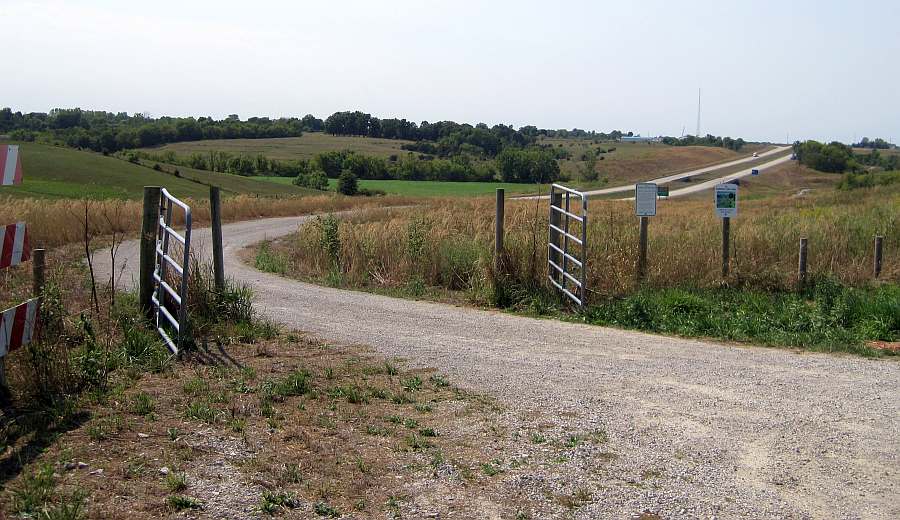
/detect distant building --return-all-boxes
[619,135,661,143]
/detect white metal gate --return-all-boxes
[548,184,587,306]
[152,188,192,354]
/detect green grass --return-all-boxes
[259,176,547,197]
[0,142,312,199]
[579,281,899,355]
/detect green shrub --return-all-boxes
[337,171,358,195]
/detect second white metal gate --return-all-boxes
[548,184,587,306]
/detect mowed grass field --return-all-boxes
[144,132,415,161]
[0,142,311,200]
[259,176,548,197]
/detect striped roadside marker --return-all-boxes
[0,145,23,186]
[0,222,31,269]
[0,298,40,357]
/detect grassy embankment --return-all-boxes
[255,182,899,355]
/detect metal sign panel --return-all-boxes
[715,183,738,218]
[1,145,23,186]
[657,185,669,197]
[635,183,657,216]
[751,168,759,176]
[0,298,40,357]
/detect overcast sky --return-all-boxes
[2,0,898,143]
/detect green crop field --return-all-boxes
[143,132,415,161]
[0,142,312,200]
[258,176,548,197]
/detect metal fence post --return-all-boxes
[140,186,161,322]
[874,236,883,279]
[210,186,225,291]
[549,190,562,285]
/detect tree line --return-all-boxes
[0,108,322,153]
[661,134,746,151]
[852,137,894,149]
[793,140,899,173]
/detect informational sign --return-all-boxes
[714,183,738,218]
[635,183,657,216]
[751,168,759,176]
[657,185,669,197]
[1,145,23,186]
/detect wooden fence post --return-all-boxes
[494,188,504,267]
[721,216,731,278]
[32,248,46,297]
[798,238,808,289]
[874,235,883,279]
[210,186,225,291]
[139,186,161,322]
[637,216,649,282]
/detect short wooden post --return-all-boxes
[637,216,649,282]
[721,217,731,278]
[549,192,562,284]
[32,248,46,297]
[139,186,161,322]
[494,188,504,265]
[798,238,808,288]
[210,186,225,291]
[874,236,883,279]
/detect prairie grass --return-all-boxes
[278,186,898,297]
[0,193,413,249]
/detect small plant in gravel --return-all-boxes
[418,427,437,437]
[182,377,210,396]
[405,434,432,452]
[530,432,546,444]
[281,463,303,484]
[184,401,218,423]
[402,418,419,429]
[260,490,299,515]
[167,427,180,441]
[429,374,449,388]
[165,472,187,492]
[415,403,432,413]
[129,392,155,416]
[384,361,399,376]
[273,369,311,397]
[391,392,415,404]
[481,460,503,476]
[401,376,422,391]
[314,501,340,517]
[369,387,388,399]
[167,495,203,511]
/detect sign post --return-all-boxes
[635,183,657,281]
[715,183,738,277]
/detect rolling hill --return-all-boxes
[0,142,313,200]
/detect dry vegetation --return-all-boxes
[0,194,413,250]
[264,186,898,298]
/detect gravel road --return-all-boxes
[96,214,899,519]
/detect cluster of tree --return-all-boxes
[304,150,499,182]
[127,149,306,177]
[0,107,324,153]
[852,137,894,149]
[793,140,899,173]
[661,134,746,151]
[496,148,561,183]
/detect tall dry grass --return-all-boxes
[0,194,413,249]
[281,186,899,299]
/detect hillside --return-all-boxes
[143,133,414,161]
[0,142,312,200]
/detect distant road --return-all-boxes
[521,146,792,200]
[620,150,794,200]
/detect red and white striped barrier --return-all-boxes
[1,145,23,186]
[0,222,31,269]
[0,298,40,357]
